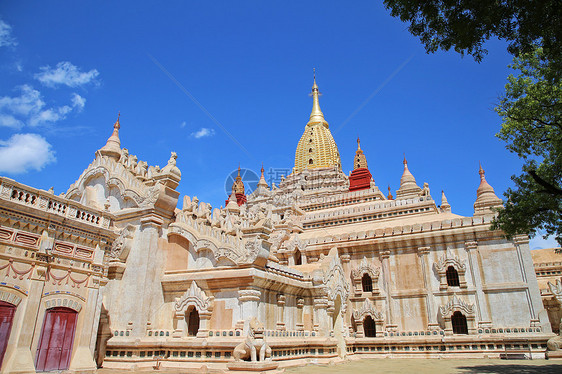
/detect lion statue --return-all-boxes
[233,317,272,362]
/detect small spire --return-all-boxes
[98,112,122,160]
[474,162,502,215]
[441,190,451,212]
[258,163,269,189]
[387,185,393,200]
[232,165,245,195]
[396,155,422,199]
[353,137,368,170]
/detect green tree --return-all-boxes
[491,47,562,246]
[383,0,562,80]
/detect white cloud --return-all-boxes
[0,19,17,48]
[529,234,560,250]
[180,121,187,128]
[71,93,86,111]
[190,127,215,139]
[0,85,84,128]
[35,61,99,88]
[0,133,56,174]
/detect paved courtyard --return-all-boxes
[98,358,562,374]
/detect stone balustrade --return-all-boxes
[0,177,112,229]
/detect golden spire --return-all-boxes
[354,137,368,170]
[308,69,328,127]
[98,112,122,160]
[387,185,393,200]
[294,73,341,173]
[232,165,245,194]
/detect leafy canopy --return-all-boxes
[383,0,562,80]
[492,47,562,245]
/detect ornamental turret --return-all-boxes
[473,163,502,215]
[395,156,422,199]
[225,166,247,206]
[349,138,373,192]
[98,113,122,160]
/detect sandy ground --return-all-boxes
[97,358,562,374]
[285,358,562,374]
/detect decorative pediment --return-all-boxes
[434,249,466,273]
[353,299,384,321]
[323,253,350,312]
[439,295,475,316]
[174,281,213,314]
[351,256,380,280]
[66,156,149,207]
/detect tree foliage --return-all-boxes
[383,0,562,81]
[491,48,562,245]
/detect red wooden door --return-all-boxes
[35,307,77,372]
[0,301,16,367]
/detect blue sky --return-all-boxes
[0,1,557,249]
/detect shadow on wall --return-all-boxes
[458,365,562,374]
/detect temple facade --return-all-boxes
[0,78,555,373]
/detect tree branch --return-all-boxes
[528,170,562,196]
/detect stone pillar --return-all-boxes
[197,310,212,338]
[418,246,439,330]
[69,284,102,373]
[380,250,393,326]
[355,318,365,338]
[327,302,335,336]
[464,241,489,323]
[238,288,261,334]
[276,294,286,331]
[1,265,45,374]
[296,298,304,331]
[313,297,328,335]
[172,311,187,338]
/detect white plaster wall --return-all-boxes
[487,290,531,326]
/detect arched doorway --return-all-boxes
[186,307,200,337]
[294,249,302,265]
[362,274,373,292]
[0,301,16,367]
[451,311,468,334]
[35,307,78,371]
[363,315,376,337]
[446,266,460,287]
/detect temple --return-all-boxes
[0,77,557,373]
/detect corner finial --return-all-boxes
[479,161,485,179]
[114,111,121,129]
[312,68,318,90]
